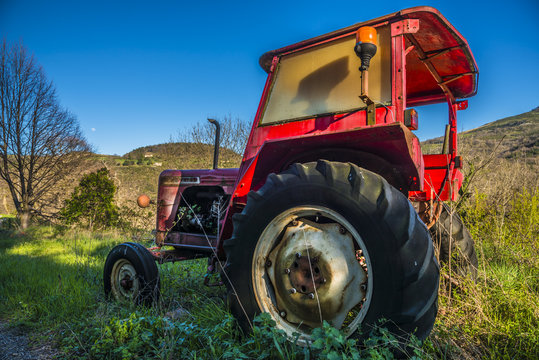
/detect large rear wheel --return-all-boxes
[223,160,439,344]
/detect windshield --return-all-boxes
[260,25,391,126]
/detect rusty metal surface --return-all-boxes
[413,200,442,229]
[156,168,239,236]
[252,206,371,344]
[266,220,366,328]
[110,259,139,301]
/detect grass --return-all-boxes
[0,184,537,358]
[1,227,420,359]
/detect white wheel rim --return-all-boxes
[252,206,373,345]
[110,259,140,301]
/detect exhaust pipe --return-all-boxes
[207,118,220,169]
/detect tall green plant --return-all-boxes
[61,168,119,229]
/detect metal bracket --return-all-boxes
[359,69,376,125]
[391,19,420,36]
[358,95,376,125]
[456,100,468,111]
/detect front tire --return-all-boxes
[223,160,439,343]
[104,242,160,305]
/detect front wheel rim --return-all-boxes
[252,206,373,344]
[110,259,140,301]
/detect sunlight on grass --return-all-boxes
[1,183,537,360]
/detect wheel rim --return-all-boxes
[110,259,140,301]
[252,206,373,344]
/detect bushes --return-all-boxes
[432,176,539,358]
[61,168,119,229]
[62,311,427,360]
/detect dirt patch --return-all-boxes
[0,322,58,360]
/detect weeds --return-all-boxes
[0,227,429,359]
[0,164,537,358]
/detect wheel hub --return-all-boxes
[111,259,140,300]
[120,275,134,290]
[288,254,325,294]
[264,214,368,329]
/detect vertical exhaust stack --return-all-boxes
[207,118,220,169]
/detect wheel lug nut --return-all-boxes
[339,226,346,234]
[291,220,298,226]
[280,311,286,318]
[308,293,315,299]
[295,252,301,259]
[360,283,367,291]
[284,268,291,274]
[265,260,272,267]
[289,288,297,294]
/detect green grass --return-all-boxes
[0,227,421,359]
[429,189,539,359]
[0,186,537,359]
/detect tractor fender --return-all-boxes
[217,122,424,253]
[232,122,423,205]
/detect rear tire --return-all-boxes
[222,160,439,344]
[104,242,160,305]
[431,204,478,280]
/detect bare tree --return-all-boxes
[177,115,250,155]
[0,40,91,229]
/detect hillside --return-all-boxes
[422,106,539,164]
[0,143,243,217]
[108,143,242,209]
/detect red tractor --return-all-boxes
[104,6,478,343]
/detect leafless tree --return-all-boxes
[177,115,250,155]
[0,40,91,229]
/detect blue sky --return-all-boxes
[2,0,538,155]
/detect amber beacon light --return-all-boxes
[354,26,378,71]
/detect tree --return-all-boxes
[0,40,90,229]
[177,115,250,155]
[60,168,119,229]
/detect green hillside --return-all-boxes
[100,142,242,208]
[0,143,242,217]
[422,106,539,163]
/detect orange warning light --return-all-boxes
[356,26,377,46]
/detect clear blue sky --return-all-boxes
[2,0,538,155]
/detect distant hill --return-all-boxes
[101,142,243,208]
[0,142,242,217]
[422,106,539,164]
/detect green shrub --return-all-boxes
[60,168,119,229]
[62,311,426,360]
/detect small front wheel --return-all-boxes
[104,242,160,305]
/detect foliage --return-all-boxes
[60,168,119,229]
[0,227,429,360]
[62,311,427,359]
[428,183,539,359]
[176,115,250,156]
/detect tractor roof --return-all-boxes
[259,6,478,106]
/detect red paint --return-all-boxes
[152,6,478,260]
